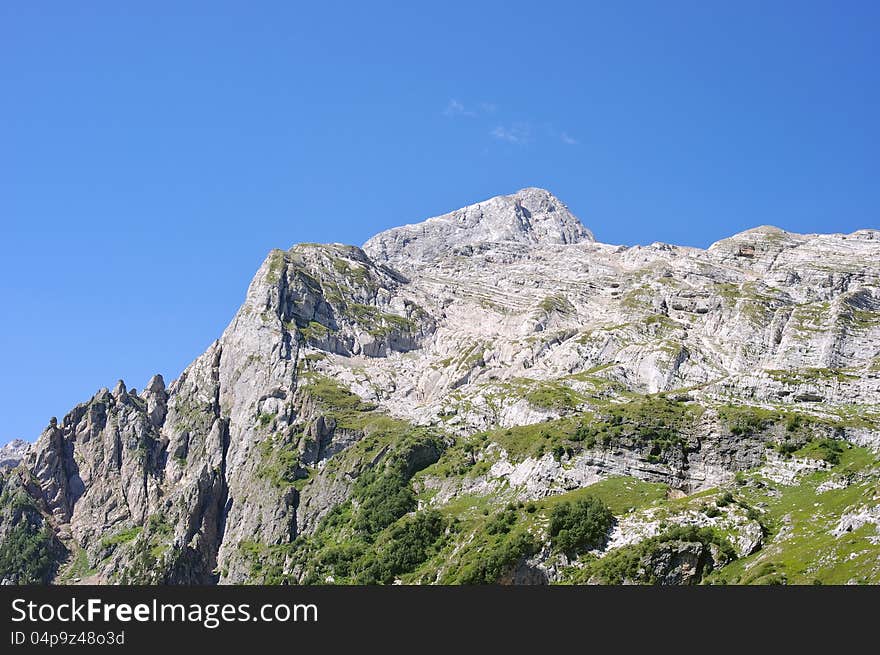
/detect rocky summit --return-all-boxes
[2,187,879,585]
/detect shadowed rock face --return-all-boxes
[2,188,879,585]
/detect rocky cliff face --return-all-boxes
[2,188,879,585]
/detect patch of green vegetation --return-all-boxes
[257,432,305,489]
[146,513,172,538]
[418,433,486,479]
[329,254,374,290]
[825,404,880,430]
[351,462,418,536]
[297,321,332,342]
[524,382,585,411]
[842,307,880,331]
[257,412,277,428]
[766,367,859,385]
[481,394,704,464]
[619,290,649,312]
[714,282,741,301]
[714,282,784,325]
[265,249,286,284]
[577,363,615,376]
[538,294,575,315]
[788,302,830,334]
[737,561,788,585]
[549,497,614,555]
[546,477,670,516]
[716,490,735,506]
[707,444,880,584]
[243,426,445,584]
[58,544,96,583]
[451,531,538,584]
[718,404,778,436]
[458,343,486,370]
[100,526,142,550]
[0,517,57,584]
[345,303,415,339]
[143,512,174,560]
[576,395,700,458]
[297,374,379,430]
[644,314,679,330]
[235,539,296,585]
[795,438,845,466]
[486,415,581,461]
[355,510,447,584]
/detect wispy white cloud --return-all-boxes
[444,99,499,117]
[444,103,569,148]
[443,99,475,117]
[491,123,530,145]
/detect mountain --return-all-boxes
[0,439,29,470]
[2,188,879,585]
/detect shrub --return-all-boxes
[814,439,844,466]
[352,464,416,537]
[776,440,799,457]
[357,511,446,584]
[716,491,734,507]
[549,497,614,555]
[485,504,519,535]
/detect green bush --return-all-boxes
[813,438,844,466]
[549,497,614,555]
[318,542,367,578]
[356,511,446,584]
[485,504,519,535]
[776,440,799,457]
[352,463,416,537]
[716,491,734,507]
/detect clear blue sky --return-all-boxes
[2,1,878,444]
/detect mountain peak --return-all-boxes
[363,188,593,268]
